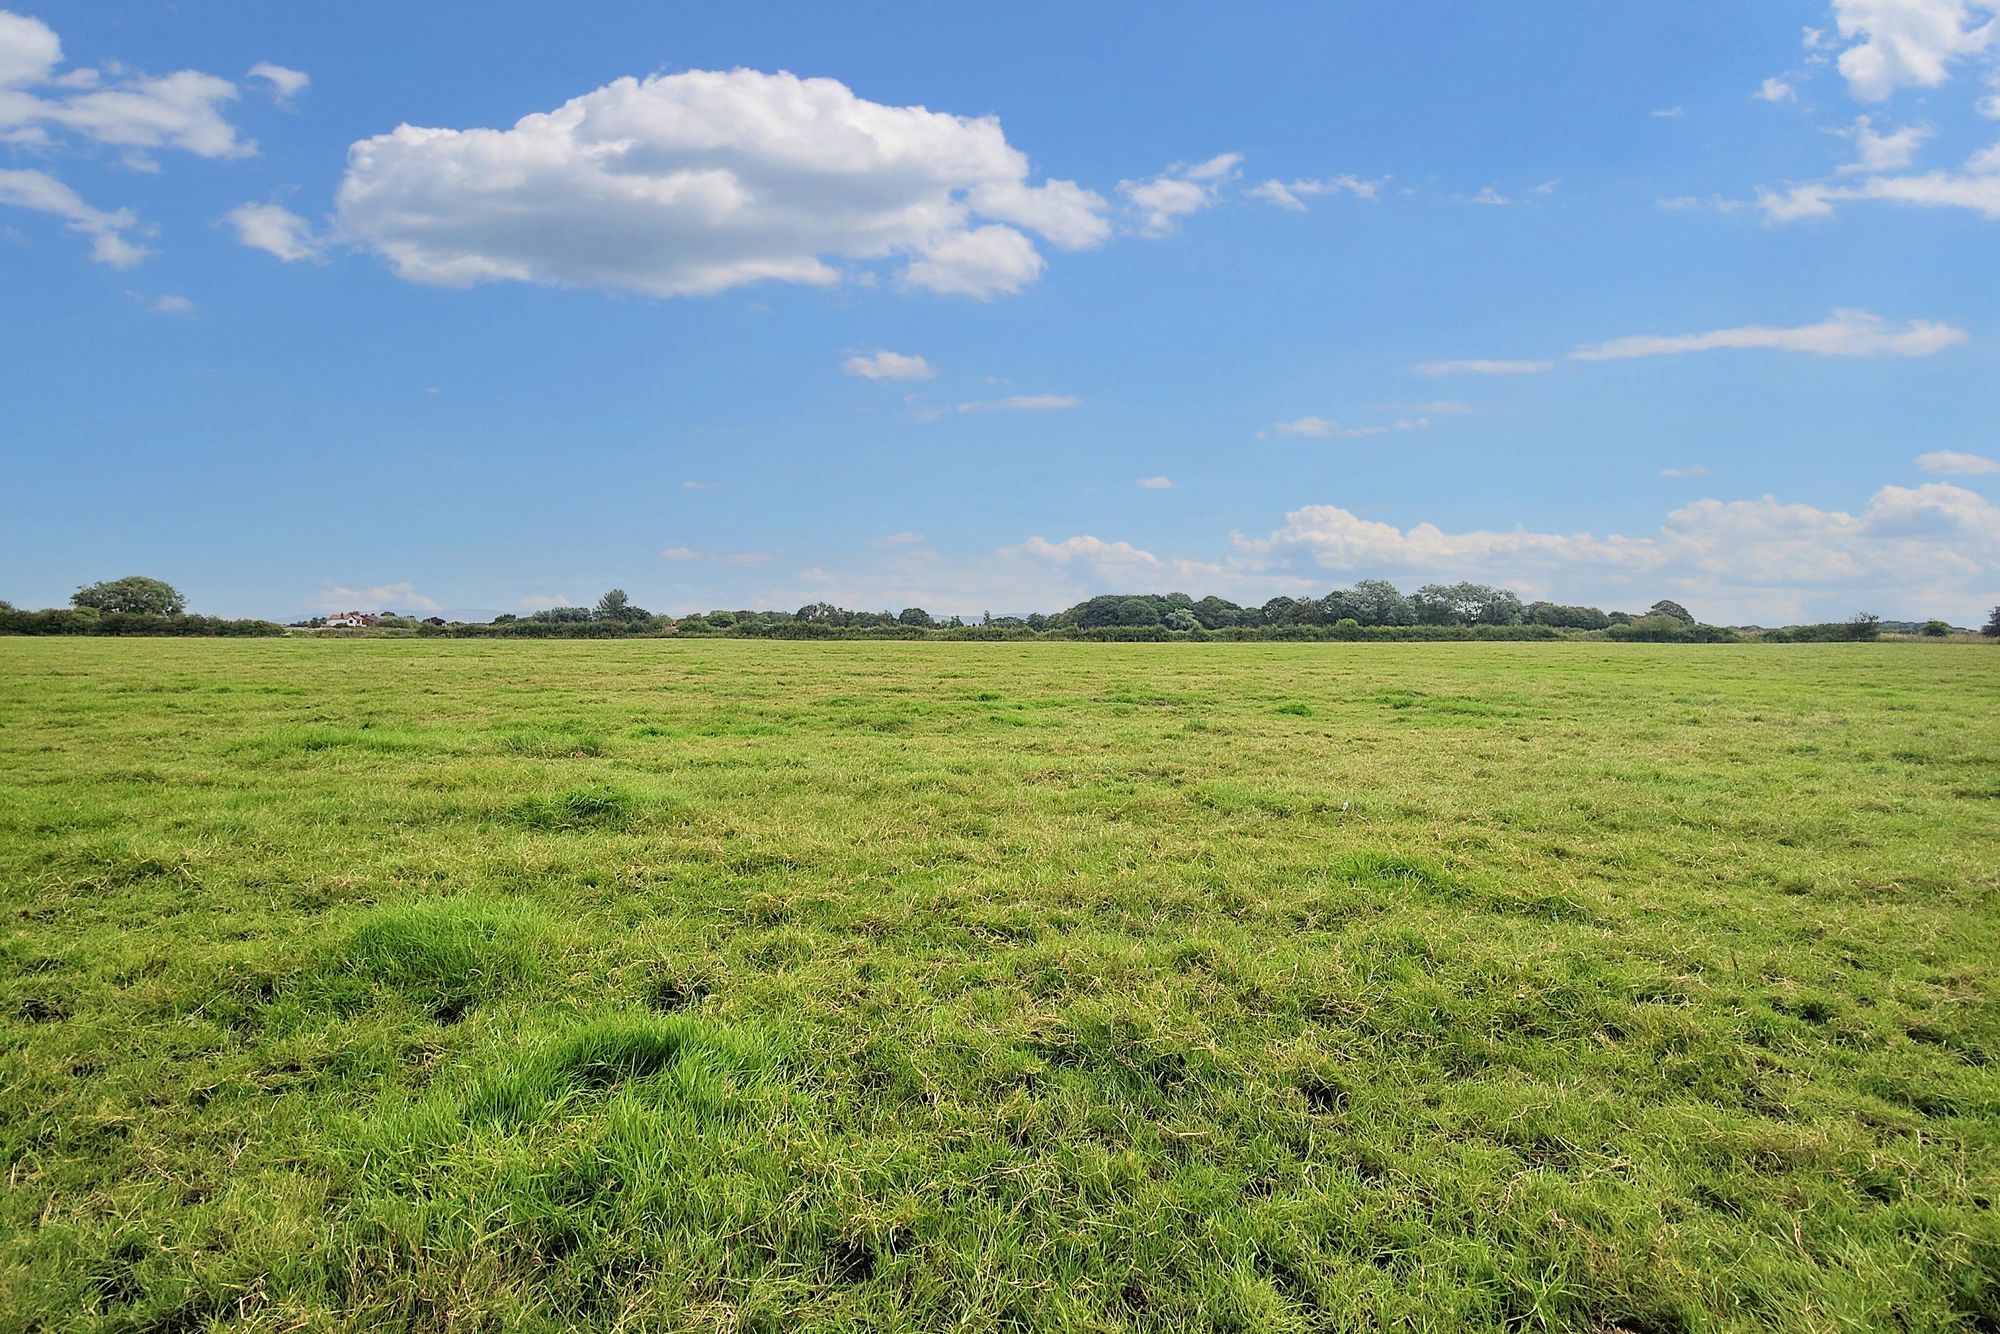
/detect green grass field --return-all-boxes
[2,639,1996,1333]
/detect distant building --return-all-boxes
[323,612,376,629]
[422,616,448,626]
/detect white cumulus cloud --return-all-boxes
[247,62,308,103]
[224,201,322,261]
[1918,448,2000,473]
[842,350,934,381]
[1118,152,1241,235]
[329,68,1109,300]
[1233,481,2000,621]
[1830,0,1998,101]
[1836,115,1936,171]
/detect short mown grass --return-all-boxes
[0,637,1996,1332]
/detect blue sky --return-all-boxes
[2,1,1997,623]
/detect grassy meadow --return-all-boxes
[1,637,1997,1333]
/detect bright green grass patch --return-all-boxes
[1,638,1996,1331]
[328,896,554,1021]
[509,782,638,830]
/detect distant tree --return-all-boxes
[1848,611,1882,642]
[531,606,594,624]
[1983,607,2000,638]
[1191,595,1251,629]
[1262,596,1299,624]
[1163,609,1200,631]
[1919,619,1952,638]
[1348,580,1414,627]
[73,576,186,615]
[1649,599,1696,627]
[592,589,650,624]
[1413,582,1522,626]
[1607,613,1690,642]
[492,613,518,624]
[1025,613,1049,631]
[796,601,841,625]
[898,607,933,628]
[1530,601,1610,630]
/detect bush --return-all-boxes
[0,609,283,637]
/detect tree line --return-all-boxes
[7,575,1997,642]
[0,577,282,637]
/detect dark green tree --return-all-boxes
[72,576,186,615]
[1649,599,1696,627]
[1919,620,1951,638]
[898,607,933,628]
[1983,607,2000,637]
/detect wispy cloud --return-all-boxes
[246,61,308,104]
[911,392,1082,420]
[1136,476,1175,489]
[307,581,440,612]
[659,546,779,564]
[1415,358,1555,375]
[1659,464,1711,478]
[1118,152,1242,235]
[1249,174,1382,211]
[1918,449,1999,476]
[1570,309,1966,360]
[1272,415,1432,439]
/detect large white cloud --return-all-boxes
[324,69,1109,299]
[1233,482,2000,619]
[666,481,2000,622]
[1831,0,1997,101]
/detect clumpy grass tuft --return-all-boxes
[1333,850,1456,892]
[333,896,552,1020]
[458,1011,786,1124]
[509,782,635,830]
[496,720,607,758]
